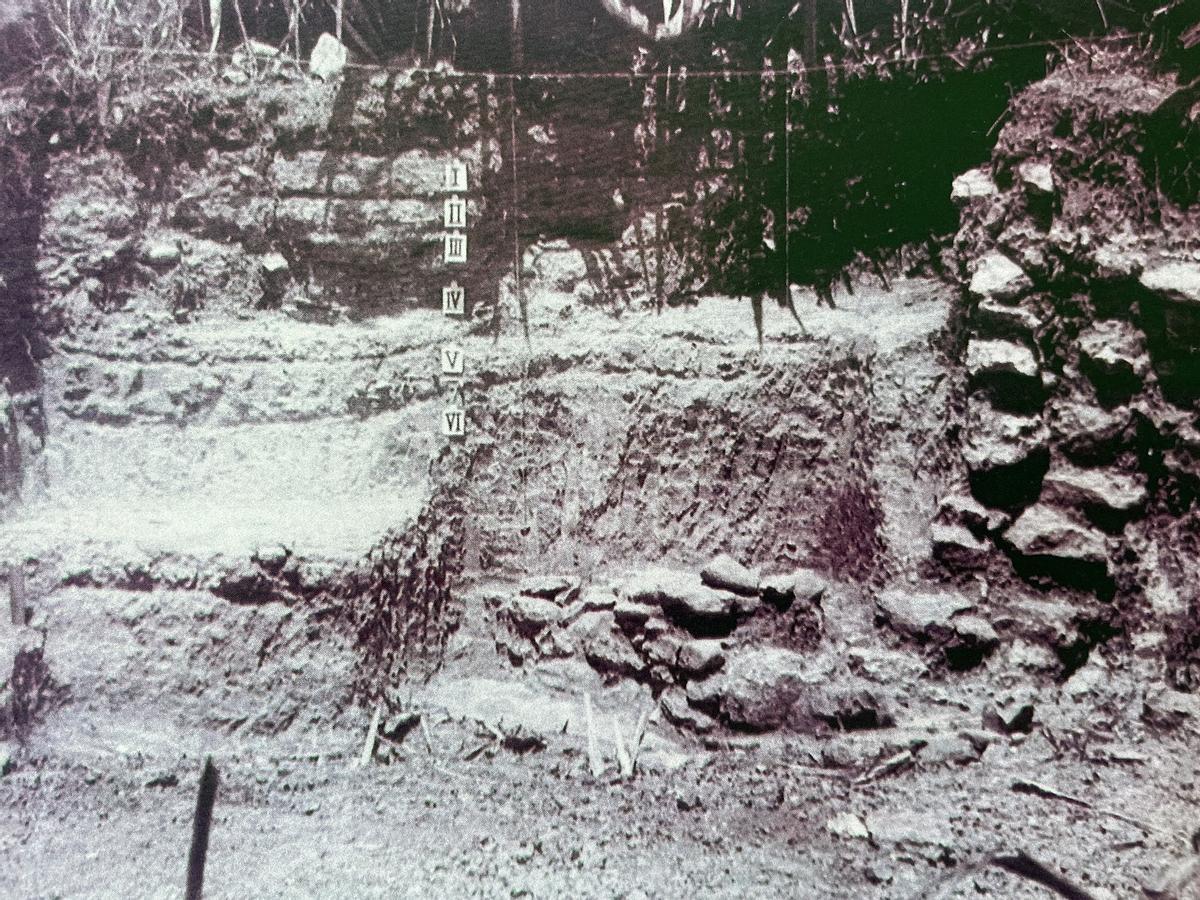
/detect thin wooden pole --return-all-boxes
[510,0,524,70]
[8,566,25,626]
[803,0,818,67]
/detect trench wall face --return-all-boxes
[14,65,961,592]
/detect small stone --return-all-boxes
[1004,505,1108,565]
[709,647,836,731]
[505,596,561,635]
[1041,464,1147,514]
[261,252,289,275]
[760,568,826,608]
[982,694,1036,734]
[674,788,704,811]
[866,811,952,848]
[919,733,980,765]
[826,812,870,840]
[141,239,180,266]
[613,599,656,630]
[974,297,1042,340]
[962,405,1048,473]
[309,33,348,80]
[660,687,717,733]
[931,522,990,570]
[1142,686,1200,729]
[251,544,290,575]
[519,575,576,600]
[583,630,645,678]
[1077,320,1149,383]
[951,615,999,647]
[675,639,725,678]
[699,554,760,595]
[951,168,997,204]
[935,493,1010,535]
[1017,160,1055,196]
[965,339,1039,381]
[620,568,739,629]
[968,252,1033,303]
[876,588,974,636]
[1140,261,1200,305]
[641,634,681,668]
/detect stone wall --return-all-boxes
[938,54,1200,637]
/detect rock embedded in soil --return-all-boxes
[505,595,562,636]
[1077,320,1150,384]
[974,297,1043,341]
[613,600,657,630]
[966,339,1040,382]
[140,239,181,267]
[1004,504,1109,565]
[640,634,681,669]
[309,33,348,81]
[1017,160,1055,196]
[826,812,870,840]
[807,682,894,730]
[951,615,999,648]
[936,493,1010,535]
[1047,398,1131,460]
[1142,686,1200,730]
[1139,261,1200,305]
[518,575,578,601]
[968,252,1034,303]
[760,568,826,609]
[982,694,1036,734]
[951,168,998,205]
[582,629,645,679]
[675,639,725,679]
[699,554,760,596]
[918,733,982,766]
[659,687,716,734]
[875,588,975,636]
[704,647,836,731]
[962,405,1049,473]
[620,568,740,630]
[1041,463,1147,515]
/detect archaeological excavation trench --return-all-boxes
[2,7,1200,898]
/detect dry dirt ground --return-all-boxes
[2,277,1199,899]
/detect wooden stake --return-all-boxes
[185,758,219,900]
[629,707,650,775]
[611,716,632,779]
[583,694,604,779]
[358,700,382,767]
[420,717,437,756]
